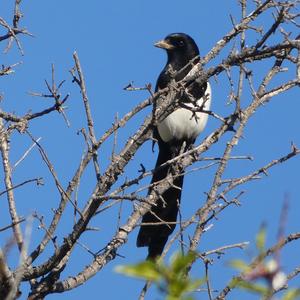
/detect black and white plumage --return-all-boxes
[137,33,212,259]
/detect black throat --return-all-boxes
[156,50,199,91]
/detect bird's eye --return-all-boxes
[178,40,185,46]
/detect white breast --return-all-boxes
[157,82,211,142]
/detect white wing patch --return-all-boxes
[157,82,211,142]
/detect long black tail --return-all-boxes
[136,141,184,259]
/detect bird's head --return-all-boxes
[154,33,199,63]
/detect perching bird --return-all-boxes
[137,33,212,259]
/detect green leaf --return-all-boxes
[115,261,161,281]
[168,278,189,297]
[185,279,204,293]
[282,289,300,300]
[116,252,202,300]
[166,295,183,300]
[234,278,269,295]
[168,279,202,300]
[229,259,251,272]
[255,225,266,252]
[170,251,197,275]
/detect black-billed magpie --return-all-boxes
[137,33,212,259]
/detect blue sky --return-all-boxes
[1,1,300,299]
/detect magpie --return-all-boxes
[137,33,212,259]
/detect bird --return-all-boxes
[136,33,212,259]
